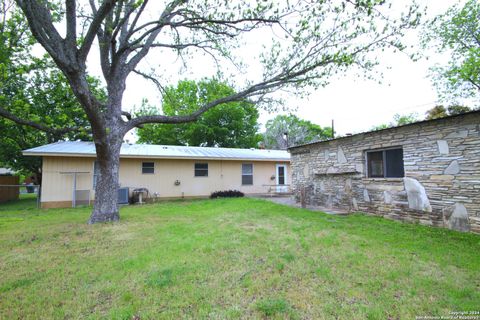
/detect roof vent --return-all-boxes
[250,148,255,151]
[163,146,168,149]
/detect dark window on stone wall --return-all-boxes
[366,148,404,178]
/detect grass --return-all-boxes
[0,197,479,319]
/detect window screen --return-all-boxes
[242,164,253,185]
[194,163,208,177]
[142,162,155,174]
[278,166,285,185]
[385,148,404,177]
[367,151,384,178]
[367,148,404,178]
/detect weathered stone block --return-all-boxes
[363,189,371,202]
[384,191,392,204]
[337,146,347,164]
[443,203,470,232]
[444,160,460,175]
[437,140,449,155]
[446,130,468,139]
[430,175,455,181]
[403,177,432,212]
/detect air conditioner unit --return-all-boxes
[118,187,129,204]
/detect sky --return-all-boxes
[275,0,468,136]
[94,0,473,142]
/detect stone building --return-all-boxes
[289,110,480,233]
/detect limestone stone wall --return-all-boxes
[290,111,480,233]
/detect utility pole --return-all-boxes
[331,119,335,139]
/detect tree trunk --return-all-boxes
[88,136,122,224]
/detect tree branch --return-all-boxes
[125,76,284,130]
[15,0,65,64]
[124,0,186,73]
[79,0,118,61]
[0,106,83,134]
[65,0,77,48]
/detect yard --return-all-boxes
[0,197,479,319]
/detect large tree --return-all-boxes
[2,0,421,223]
[137,79,261,148]
[423,0,480,102]
[263,115,332,149]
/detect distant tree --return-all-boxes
[136,79,261,148]
[423,0,480,101]
[263,115,332,149]
[446,105,472,116]
[371,113,419,131]
[0,69,103,182]
[0,3,100,182]
[425,105,471,120]
[393,113,419,126]
[425,105,448,120]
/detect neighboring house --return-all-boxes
[289,110,480,233]
[23,141,291,208]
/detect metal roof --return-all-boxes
[23,141,290,162]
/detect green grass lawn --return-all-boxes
[0,198,479,319]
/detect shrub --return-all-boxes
[210,190,244,199]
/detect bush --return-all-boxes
[210,190,244,199]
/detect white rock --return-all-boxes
[384,191,392,204]
[445,203,470,232]
[337,146,347,164]
[363,189,371,202]
[352,197,359,211]
[444,160,460,175]
[437,140,449,155]
[445,130,468,139]
[303,163,309,177]
[403,177,432,212]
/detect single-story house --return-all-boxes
[288,110,480,233]
[23,141,291,208]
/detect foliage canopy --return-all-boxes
[423,0,480,102]
[263,114,332,149]
[136,79,260,148]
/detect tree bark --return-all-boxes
[88,134,122,224]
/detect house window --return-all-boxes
[366,148,404,178]
[142,162,155,174]
[93,161,99,188]
[277,166,285,185]
[242,164,253,185]
[194,163,208,177]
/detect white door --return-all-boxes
[276,164,288,193]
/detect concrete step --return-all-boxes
[253,192,294,198]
